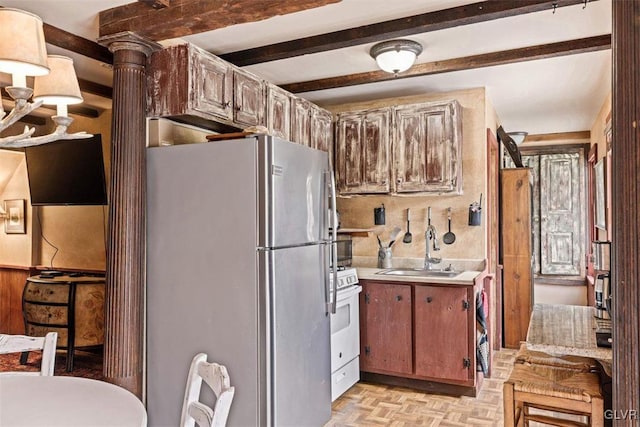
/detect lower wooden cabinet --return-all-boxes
[360,279,476,391]
[414,285,471,382]
[359,282,412,375]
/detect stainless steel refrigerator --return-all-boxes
[146,134,336,426]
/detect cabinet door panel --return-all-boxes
[266,84,291,140]
[291,97,311,146]
[362,111,390,192]
[394,101,462,193]
[414,285,470,381]
[233,70,264,127]
[360,282,412,375]
[192,50,233,121]
[336,109,390,194]
[310,106,333,160]
[336,113,364,193]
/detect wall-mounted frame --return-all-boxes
[4,199,26,234]
[594,158,606,230]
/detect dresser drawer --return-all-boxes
[23,282,70,303]
[23,302,68,326]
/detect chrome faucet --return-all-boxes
[424,207,441,270]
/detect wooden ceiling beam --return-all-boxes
[281,34,611,93]
[77,78,113,99]
[138,0,171,9]
[99,0,341,40]
[43,23,113,65]
[221,0,596,66]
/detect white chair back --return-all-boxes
[0,332,58,376]
[180,353,235,427]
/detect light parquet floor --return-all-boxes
[326,349,517,427]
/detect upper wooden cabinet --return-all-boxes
[394,100,463,194]
[232,68,265,127]
[334,100,463,195]
[336,108,391,194]
[147,43,234,124]
[147,43,331,152]
[290,96,311,147]
[310,105,333,162]
[266,83,291,141]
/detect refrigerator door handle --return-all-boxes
[329,170,338,314]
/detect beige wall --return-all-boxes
[0,154,33,267]
[590,91,612,242]
[327,88,489,263]
[0,110,112,271]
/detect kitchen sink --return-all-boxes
[376,268,459,278]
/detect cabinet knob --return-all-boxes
[382,180,387,185]
[396,295,402,302]
[397,178,402,183]
[426,296,433,303]
[235,105,242,111]
[222,101,231,108]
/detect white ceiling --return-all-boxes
[0,0,612,135]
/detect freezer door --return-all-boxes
[265,244,332,426]
[258,135,330,248]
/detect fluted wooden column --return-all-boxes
[98,32,160,397]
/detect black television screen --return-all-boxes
[25,135,108,206]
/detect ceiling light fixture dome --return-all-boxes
[370,39,422,74]
[507,131,528,145]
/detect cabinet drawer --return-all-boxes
[23,282,69,303]
[23,302,68,326]
[331,356,359,402]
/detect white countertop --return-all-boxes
[356,267,482,285]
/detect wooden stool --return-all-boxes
[515,343,599,372]
[504,363,604,427]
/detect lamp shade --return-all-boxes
[370,39,422,74]
[33,55,83,106]
[0,8,49,77]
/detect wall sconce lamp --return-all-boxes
[507,131,528,145]
[0,8,91,148]
[370,39,422,75]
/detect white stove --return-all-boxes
[331,267,360,292]
[329,267,361,401]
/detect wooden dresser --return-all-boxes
[22,274,105,371]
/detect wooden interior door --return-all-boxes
[540,153,583,275]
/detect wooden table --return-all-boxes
[526,303,612,361]
[0,376,147,426]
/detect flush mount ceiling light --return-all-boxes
[370,39,423,75]
[508,131,529,145]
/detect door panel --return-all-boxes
[540,153,582,275]
[360,282,412,375]
[262,137,329,247]
[233,69,264,126]
[414,286,470,381]
[266,84,291,140]
[270,244,331,426]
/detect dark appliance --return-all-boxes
[335,234,353,267]
[25,135,108,206]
